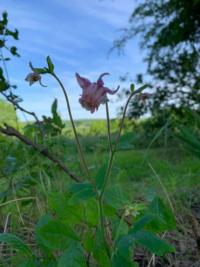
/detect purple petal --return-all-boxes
[97,73,110,88]
[103,85,120,95]
[75,73,91,90]
[25,73,33,82]
[83,83,98,96]
[39,78,47,87]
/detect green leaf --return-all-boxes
[10,46,20,57]
[18,259,36,267]
[35,215,53,253]
[51,99,58,115]
[130,213,156,233]
[117,169,126,182]
[103,203,117,218]
[93,242,110,267]
[113,253,133,267]
[130,84,135,93]
[116,235,134,262]
[0,80,10,91]
[130,230,175,256]
[34,68,48,74]
[0,11,8,25]
[137,84,148,92]
[94,163,108,190]
[112,219,128,239]
[48,193,84,225]
[83,233,95,252]
[40,259,57,267]
[145,196,176,233]
[46,56,54,73]
[58,242,87,267]
[67,182,92,193]
[115,144,134,151]
[115,132,135,151]
[117,132,135,145]
[104,186,130,209]
[5,29,19,40]
[39,220,79,251]
[85,199,99,226]
[0,233,31,256]
[17,259,36,267]
[68,188,97,205]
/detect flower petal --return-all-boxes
[103,85,120,95]
[25,73,33,82]
[97,73,110,88]
[75,73,91,90]
[39,78,47,87]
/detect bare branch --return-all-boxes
[1,91,46,141]
[0,123,82,183]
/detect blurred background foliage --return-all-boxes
[112,0,200,118]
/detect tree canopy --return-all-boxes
[112,0,200,118]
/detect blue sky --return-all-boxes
[0,0,150,121]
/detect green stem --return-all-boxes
[105,102,112,153]
[99,198,111,257]
[114,85,147,148]
[113,212,126,250]
[52,73,97,193]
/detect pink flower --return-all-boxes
[76,73,119,113]
[135,92,154,107]
[25,62,46,87]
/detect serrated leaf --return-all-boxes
[0,233,31,256]
[68,188,97,205]
[104,186,130,209]
[48,193,84,225]
[35,215,53,253]
[94,163,108,190]
[85,199,99,226]
[39,220,79,251]
[83,233,95,252]
[46,56,54,73]
[58,242,87,267]
[67,182,92,193]
[145,196,176,233]
[130,230,175,256]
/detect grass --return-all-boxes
[0,136,200,266]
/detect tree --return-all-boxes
[112,0,200,118]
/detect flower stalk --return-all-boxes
[52,73,97,193]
